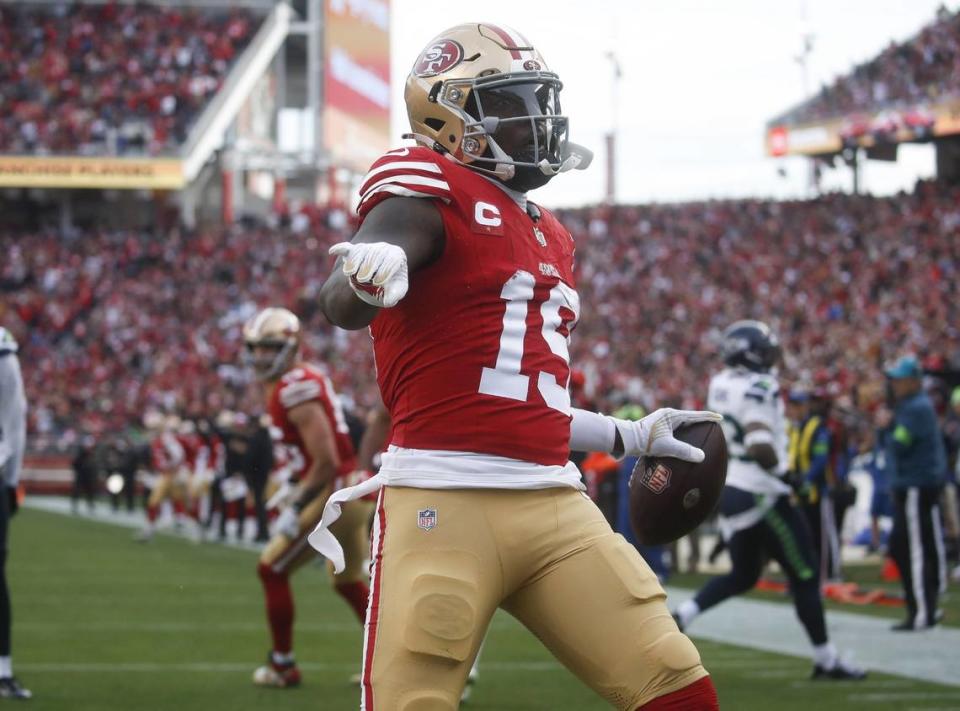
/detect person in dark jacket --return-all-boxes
[71,435,99,514]
[883,356,948,631]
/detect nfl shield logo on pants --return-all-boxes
[417,508,437,531]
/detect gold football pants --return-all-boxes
[361,486,707,710]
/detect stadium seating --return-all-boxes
[0,3,261,155]
[773,7,960,125]
[4,180,958,452]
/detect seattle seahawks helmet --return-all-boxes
[720,320,781,372]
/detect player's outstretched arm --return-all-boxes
[319,197,445,330]
[356,398,391,473]
[569,407,722,462]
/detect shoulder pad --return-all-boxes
[744,376,777,403]
[357,146,452,218]
[278,369,323,410]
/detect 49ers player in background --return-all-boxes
[243,307,374,688]
[309,23,722,711]
[136,412,187,543]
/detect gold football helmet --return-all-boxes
[404,23,592,192]
[243,307,302,382]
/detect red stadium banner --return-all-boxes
[324,0,391,173]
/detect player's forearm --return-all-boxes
[569,408,618,454]
[356,406,391,471]
[302,457,336,489]
[293,468,333,510]
[318,270,380,330]
[744,427,778,470]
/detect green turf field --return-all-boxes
[11,509,960,710]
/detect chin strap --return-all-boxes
[402,132,593,180]
[538,142,594,175]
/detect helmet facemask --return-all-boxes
[446,73,569,191]
[244,339,297,382]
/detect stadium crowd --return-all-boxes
[774,6,960,125]
[0,2,260,155]
[2,179,959,454]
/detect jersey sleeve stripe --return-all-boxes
[361,174,450,195]
[358,184,453,212]
[280,381,322,409]
[361,160,442,184]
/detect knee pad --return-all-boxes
[404,573,478,663]
[397,691,458,711]
[646,630,703,675]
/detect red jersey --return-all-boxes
[357,147,580,466]
[267,363,357,485]
[150,433,185,473]
[177,432,203,473]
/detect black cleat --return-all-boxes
[892,610,943,632]
[0,676,32,699]
[811,660,866,681]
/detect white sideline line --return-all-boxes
[666,587,960,688]
[849,692,960,701]
[18,661,564,674]
[20,618,520,633]
[19,622,361,633]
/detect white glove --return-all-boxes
[275,507,301,539]
[329,241,409,308]
[613,408,723,462]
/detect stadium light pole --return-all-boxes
[604,51,621,205]
[307,0,324,171]
[793,3,818,195]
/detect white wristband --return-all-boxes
[569,408,617,453]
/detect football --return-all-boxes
[629,421,728,546]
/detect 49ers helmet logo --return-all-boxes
[414,39,464,77]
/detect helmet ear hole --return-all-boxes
[424,117,445,131]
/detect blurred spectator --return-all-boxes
[857,413,894,553]
[2,180,959,460]
[244,416,274,544]
[787,384,842,580]
[883,355,948,631]
[773,7,960,126]
[71,434,99,513]
[101,433,139,513]
[940,386,960,561]
[0,3,260,155]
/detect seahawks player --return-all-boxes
[672,321,865,681]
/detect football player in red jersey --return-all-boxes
[243,307,375,688]
[309,23,723,711]
[136,412,187,543]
